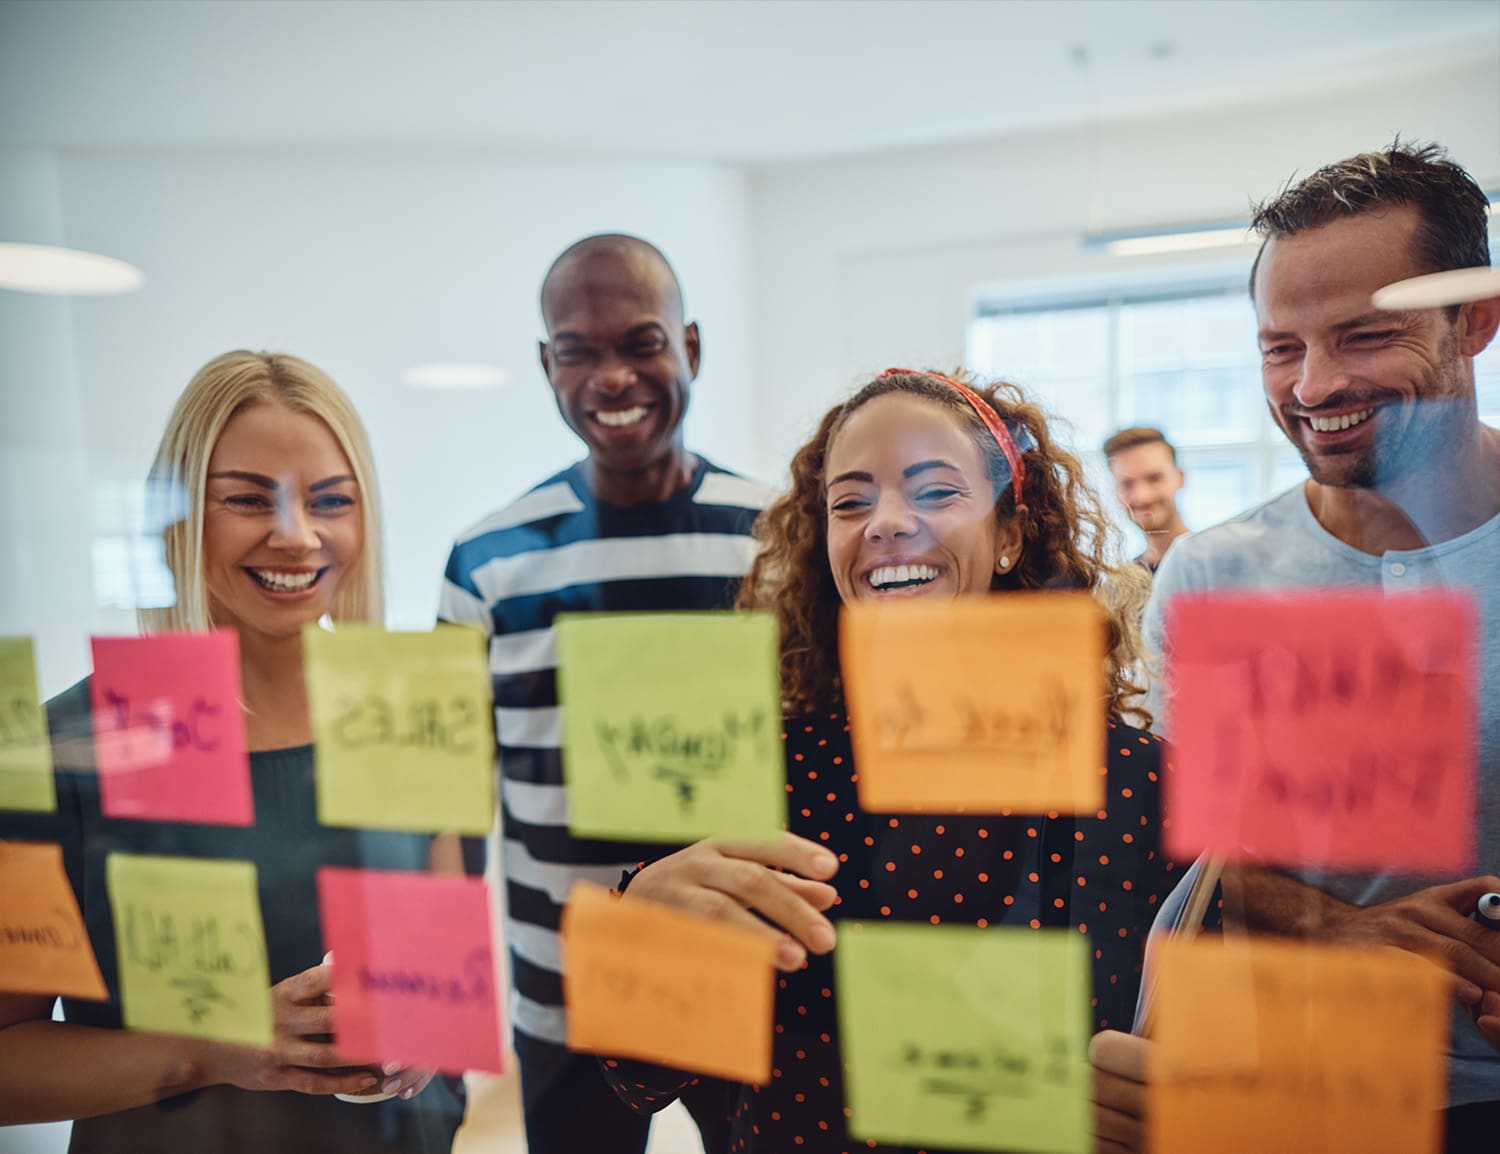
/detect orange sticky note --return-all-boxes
[559,881,776,1084]
[840,594,1105,813]
[0,841,107,1000]
[1150,936,1447,1154]
[1165,590,1476,872]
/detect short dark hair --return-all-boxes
[1103,426,1176,464]
[1248,141,1491,301]
[539,233,684,329]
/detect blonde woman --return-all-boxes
[0,352,464,1152]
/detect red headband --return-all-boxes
[878,368,1026,504]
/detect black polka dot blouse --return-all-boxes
[603,710,1180,1153]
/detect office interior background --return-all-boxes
[2,2,1498,1150]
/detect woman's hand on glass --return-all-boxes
[624,832,840,972]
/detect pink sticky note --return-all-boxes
[90,634,253,827]
[1165,589,1476,873]
[317,867,505,1075]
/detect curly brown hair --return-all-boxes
[737,370,1152,725]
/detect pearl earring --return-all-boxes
[999,555,1011,571]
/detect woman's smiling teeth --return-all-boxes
[595,406,649,428]
[868,564,939,590]
[1308,407,1374,433]
[248,568,322,592]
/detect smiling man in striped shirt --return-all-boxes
[439,234,770,1154]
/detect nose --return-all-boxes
[1292,342,1351,410]
[268,498,319,553]
[865,492,918,541]
[590,359,635,398]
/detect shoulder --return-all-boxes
[691,458,777,515]
[1104,718,1163,772]
[451,464,587,548]
[1149,486,1312,610]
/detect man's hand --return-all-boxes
[1090,1030,1148,1154]
[1322,876,1500,1010]
[623,832,839,972]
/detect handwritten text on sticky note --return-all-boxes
[841,594,1105,813]
[107,853,271,1045]
[0,841,107,1000]
[555,613,784,842]
[0,638,56,813]
[561,881,777,1084]
[1150,936,1447,1154]
[90,633,253,827]
[305,626,494,835]
[836,923,1091,1154]
[1165,590,1475,871]
[317,866,504,1075]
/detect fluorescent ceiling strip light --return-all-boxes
[403,363,509,390]
[0,242,144,294]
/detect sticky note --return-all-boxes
[1164,589,1476,871]
[107,853,272,1046]
[304,625,495,835]
[840,594,1105,813]
[1150,936,1447,1154]
[555,612,784,842]
[835,923,1091,1154]
[316,866,504,1075]
[90,633,253,827]
[0,841,106,1000]
[0,638,56,813]
[560,881,777,1084]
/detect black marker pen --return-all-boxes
[1474,892,1500,929]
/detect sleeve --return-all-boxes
[436,542,495,876]
[437,541,495,635]
[1140,542,1204,741]
[599,1056,701,1116]
[596,862,734,1113]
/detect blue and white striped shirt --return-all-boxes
[438,456,772,1045]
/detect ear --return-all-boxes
[1457,295,1500,358]
[993,510,1026,576]
[538,339,552,380]
[684,321,702,379]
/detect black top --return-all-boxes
[604,710,1180,1153]
[0,680,465,1154]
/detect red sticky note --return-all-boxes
[90,634,253,827]
[317,867,505,1076]
[1165,589,1475,872]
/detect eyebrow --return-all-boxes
[207,471,355,492]
[827,459,962,487]
[550,322,668,344]
[1259,312,1404,342]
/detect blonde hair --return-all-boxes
[139,350,384,634]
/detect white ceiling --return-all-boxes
[1,0,1496,164]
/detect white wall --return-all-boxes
[0,149,753,695]
[745,57,1500,483]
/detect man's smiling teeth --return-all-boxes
[249,569,320,591]
[596,406,648,428]
[1309,407,1374,433]
[869,564,939,590]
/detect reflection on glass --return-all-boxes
[969,307,1111,451]
[1174,454,1254,533]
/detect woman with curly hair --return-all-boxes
[609,369,1177,1153]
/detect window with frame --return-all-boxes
[967,274,1500,557]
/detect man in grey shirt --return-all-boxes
[1094,143,1500,1154]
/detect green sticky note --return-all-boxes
[305,625,495,835]
[0,637,56,813]
[836,924,1091,1154]
[107,853,272,1046]
[556,612,785,842]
